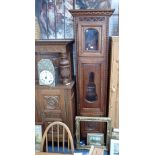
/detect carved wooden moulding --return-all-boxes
[79,17,105,22]
[35,40,73,53]
[69,9,115,17]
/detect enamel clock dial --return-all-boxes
[38,59,55,86]
[40,70,54,85]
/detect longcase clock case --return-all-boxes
[70,10,114,138]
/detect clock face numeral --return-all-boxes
[40,70,54,85]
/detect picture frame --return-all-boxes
[111,128,119,140]
[35,0,74,39]
[87,133,104,146]
[75,116,112,150]
[35,124,43,152]
[75,0,111,10]
[110,139,119,155]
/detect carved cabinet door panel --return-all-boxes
[78,58,108,116]
[35,87,66,123]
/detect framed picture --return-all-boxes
[35,124,43,152]
[35,0,74,39]
[110,139,119,155]
[87,133,104,146]
[75,116,112,150]
[75,0,111,9]
[111,128,119,140]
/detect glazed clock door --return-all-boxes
[78,58,107,117]
[78,21,106,57]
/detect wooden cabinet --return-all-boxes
[35,40,75,137]
[35,82,75,136]
[70,10,114,137]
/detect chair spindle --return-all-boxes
[46,135,48,152]
[68,133,70,151]
[52,126,54,152]
[57,124,59,152]
[63,127,65,152]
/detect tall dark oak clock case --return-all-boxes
[70,9,114,137]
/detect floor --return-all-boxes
[48,145,109,155]
[74,149,109,155]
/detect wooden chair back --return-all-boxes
[40,121,74,154]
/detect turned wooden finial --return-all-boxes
[59,53,71,85]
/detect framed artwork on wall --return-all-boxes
[75,0,111,9]
[35,0,74,39]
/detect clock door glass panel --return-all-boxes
[79,24,103,56]
[85,28,99,51]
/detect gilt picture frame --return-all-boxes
[75,116,112,150]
